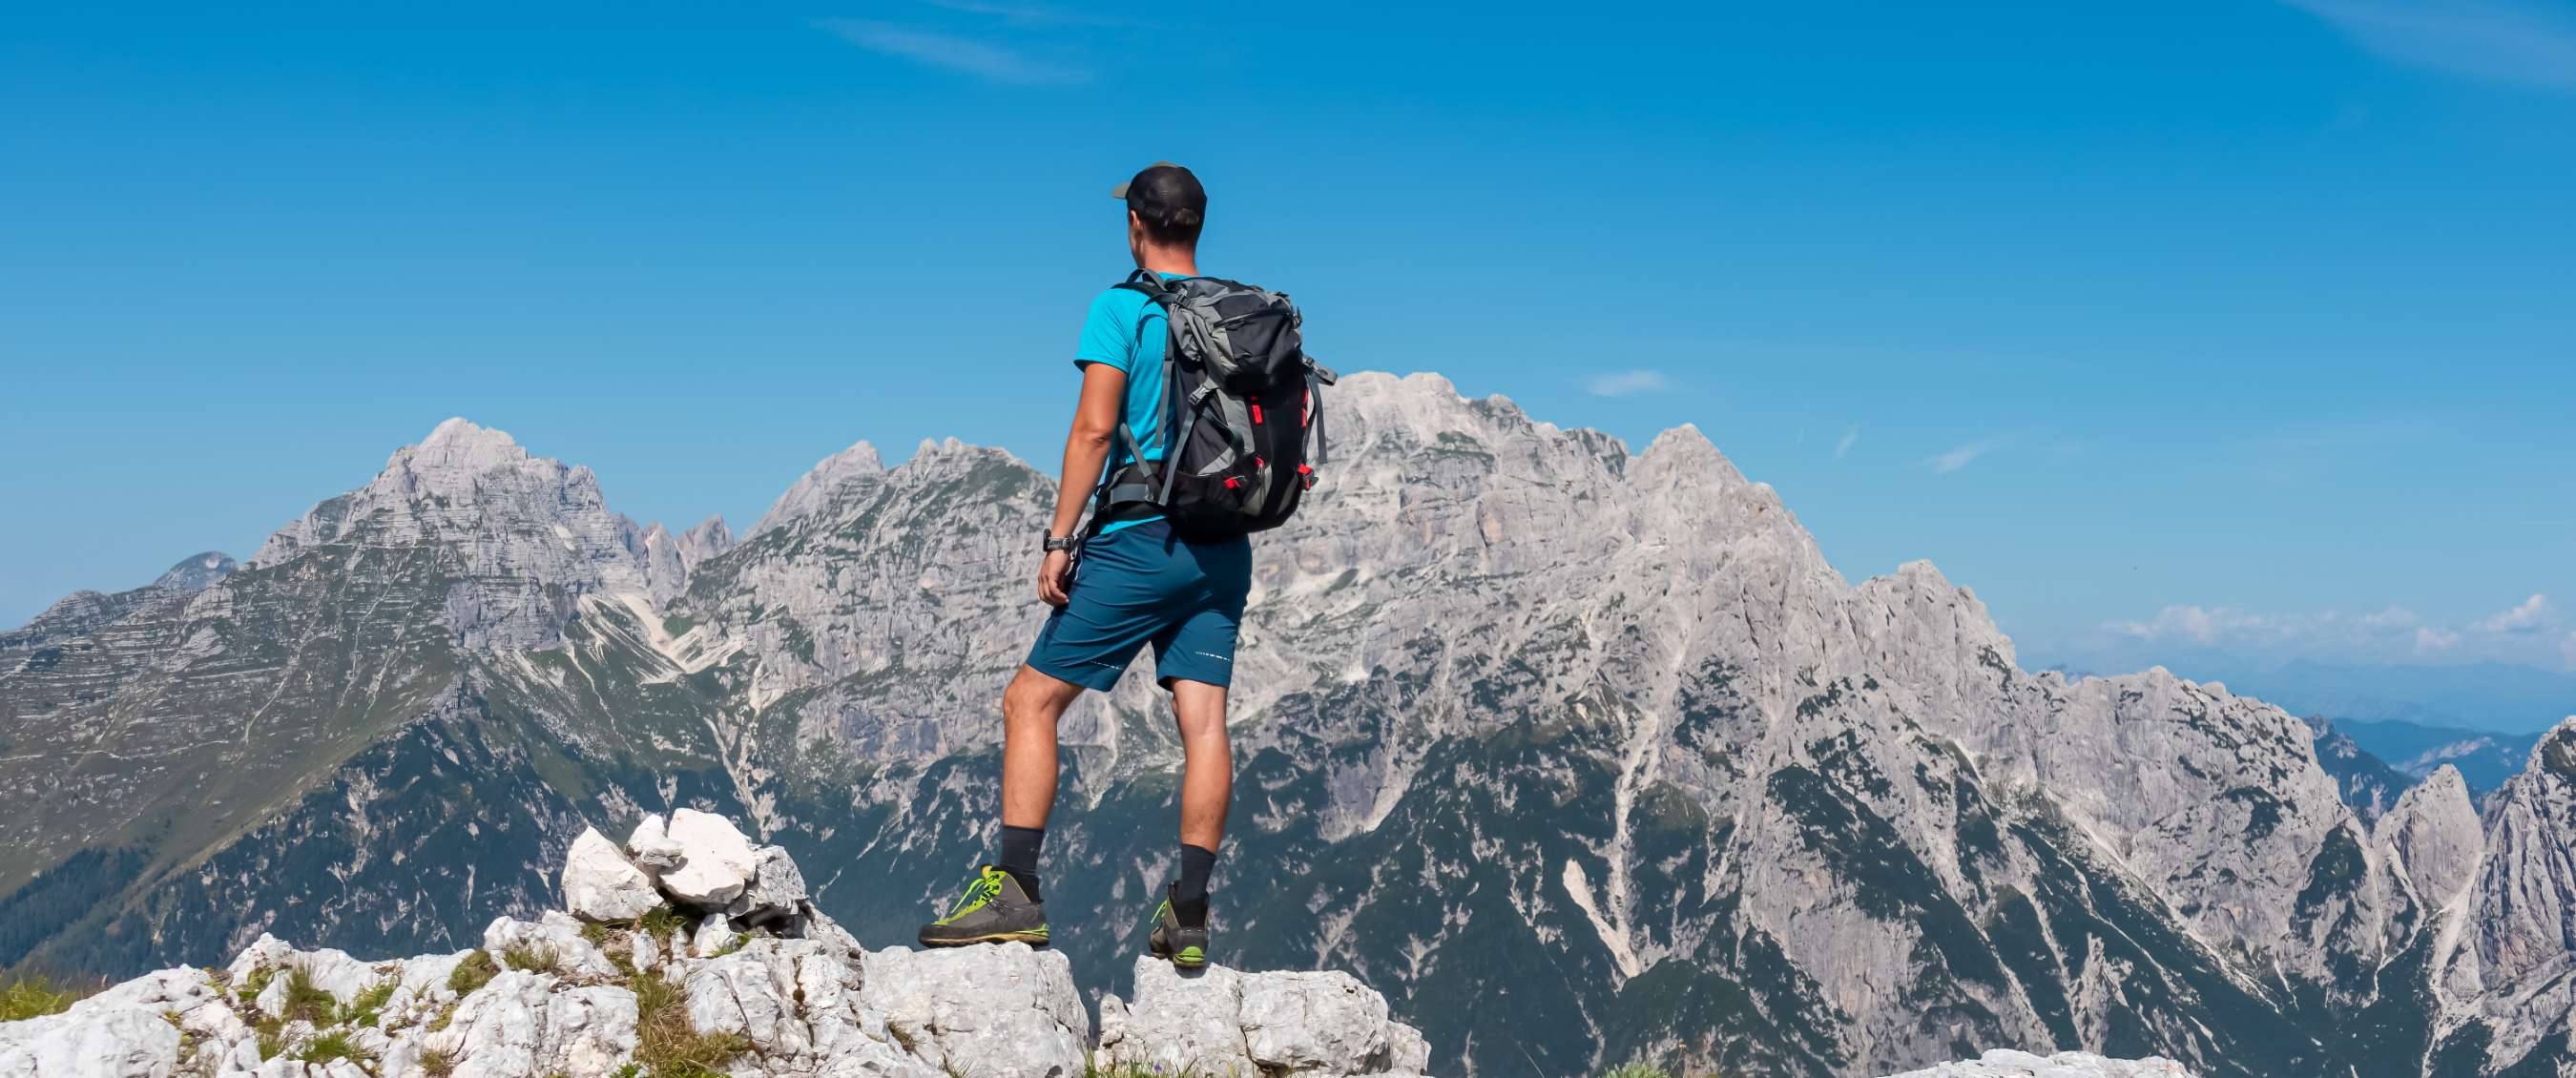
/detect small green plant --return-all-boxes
[708,933,749,958]
[236,964,277,1002]
[293,1028,377,1065]
[426,1002,459,1033]
[447,950,498,996]
[580,921,612,945]
[633,970,752,1077]
[612,1065,644,1078]
[0,975,95,1022]
[253,1017,287,1061]
[1599,1065,1676,1078]
[637,904,688,937]
[278,967,338,1026]
[419,1047,457,1077]
[338,976,397,1026]
[500,943,560,973]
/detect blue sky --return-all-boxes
[4,1,2573,689]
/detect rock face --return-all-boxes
[3,375,2572,1077]
[0,816,1421,1078]
[661,808,760,907]
[1099,958,1432,1078]
[562,826,660,922]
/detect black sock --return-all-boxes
[1174,843,1218,922]
[998,825,1046,902]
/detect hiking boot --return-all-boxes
[918,865,1049,947]
[1147,883,1210,968]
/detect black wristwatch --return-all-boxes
[1044,535,1078,552]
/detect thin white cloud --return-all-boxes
[2361,605,2421,632]
[818,18,1089,84]
[919,0,1131,26]
[1923,437,2005,475]
[1835,425,1859,460]
[1586,370,1672,398]
[2474,592,2557,634]
[2282,0,2576,91]
[2110,605,2256,646]
[2101,597,2575,667]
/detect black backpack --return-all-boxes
[1093,269,1336,541]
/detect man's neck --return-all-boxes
[1138,247,1197,277]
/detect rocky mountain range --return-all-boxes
[6,372,2575,1078]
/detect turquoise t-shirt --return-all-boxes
[1073,273,1192,534]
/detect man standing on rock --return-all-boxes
[916,162,1252,968]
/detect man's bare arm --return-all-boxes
[1037,362,1130,606]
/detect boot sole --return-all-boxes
[919,930,1050,947]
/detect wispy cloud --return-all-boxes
[919,0,1131,26]
[2474,592,2558,634]
[1835,425,1859,460]
[1586,370,1672,398]
[2415,626,2462,653]
[2282,0,2576,92]
[2101,595,2573,666]
[817,18,1089,84]
[1922,437,2005,475]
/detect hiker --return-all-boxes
[917,162,1332,967]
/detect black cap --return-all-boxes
[1112,160,1206,242]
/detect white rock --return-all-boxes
[481,911,622,983]
[726,844,810,924]
[662,807,760,906]
[563,824,661,922]
[857,943,1089,1078]
[1098,959,1427,1078]
[681,943,810,1057]
[692,911,740,958]
[628,813,685,872]
[0,968,203,1078]
[424,968,639,1078]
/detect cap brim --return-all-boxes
[1110,181,1131,198]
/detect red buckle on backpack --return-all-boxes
[1251,399,1264,425]
[1298,463,1315,489]
[1223,477,1240,489]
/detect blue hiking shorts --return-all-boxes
[1026,520,1253,692]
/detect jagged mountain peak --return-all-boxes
[399,415,530,474]
[751,440,886,536]
[149,551,237,592]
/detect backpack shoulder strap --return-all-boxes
[1114,269,1174,302]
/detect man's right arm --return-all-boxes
[1037,361,1128,607]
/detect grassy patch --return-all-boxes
[0,974,97,1021]
[293,1027,377,1065]
[637,906,688,937]
[634,970,752,1077]
[277,967,338,1026]
[340,976,397,1026]
[499,943,560,973]
[419,1047,457,1077]
[1600,1066,1676,1078]
[237,964,277,1002]
[447,950,499,996]
[709,933,749,959]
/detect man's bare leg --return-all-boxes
[916,664,1077,946]
[1169,679,1233,849]
[1001,664,1087,831]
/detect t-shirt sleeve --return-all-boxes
[1073,289,1139,373]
